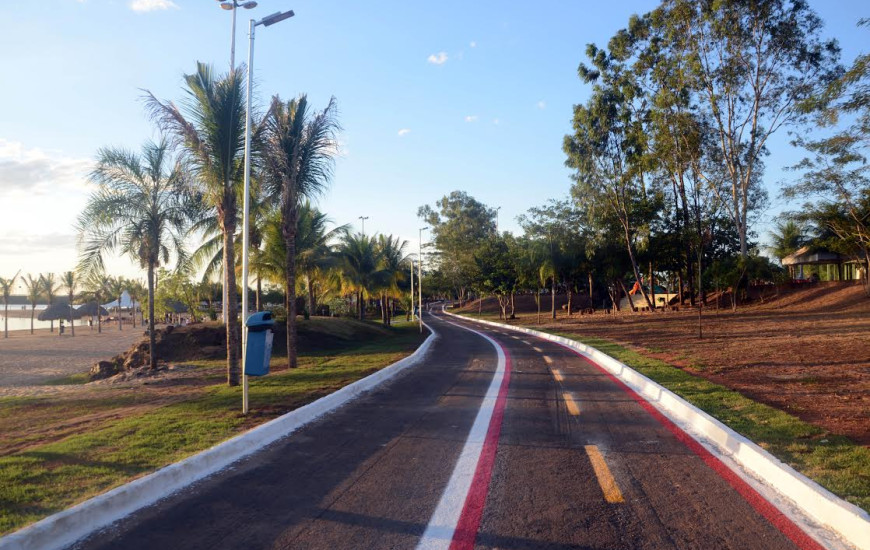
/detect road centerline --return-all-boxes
[585,445,625,504]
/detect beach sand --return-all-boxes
[0,327,144,388]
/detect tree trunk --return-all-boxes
[567,287,573,317]
[623,223,655,310]
[649,262,656,310]
[551,278,556,320]
[588,272,594,309]
[536,292,541,324]
[256,276,262,312]
[118,297,123,331]
[3,303,7,338]
[307,275,315,316]
[30,305,34,334]
[510,292,515,319]
[69,295,76,337]
[224,225,241,385]
[148,262,157,370]
[284,214,298,369]
[619,280,636,312]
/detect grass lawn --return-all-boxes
[0,320,425,535]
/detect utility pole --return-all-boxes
[359,216,369,236]
[419,227,428,333]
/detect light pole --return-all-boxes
[241,7,295,414]
[418,227,427,333]
[359,216,369,236]
[495,206,501,233]
[409,259,415,322]
[217,0,258,325]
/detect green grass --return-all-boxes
[40,372,90,386]
[549,332,870,513]
[0,322,425,535]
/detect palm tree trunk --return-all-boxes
[551,279,556,320]
[358,291,364,321]
[307,275,315,317]
[70,300,75,337]
[256,276,262,312]
[30,305,34,335]
[118,297,123,331]
[4,303,8,338]
[97,300,102,333]
[148,263,157,370]
[224,225,241,385]
[131,300,136,328]
[285,215,298,369]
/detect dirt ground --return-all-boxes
[0,327,145,389]
[462,283,870,446]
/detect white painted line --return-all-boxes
[417,317,506,550]
[443,311,868,550]
[0,326,440,550]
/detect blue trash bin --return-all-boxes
[244,311,275,376]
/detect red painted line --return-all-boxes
[449,342,512,550]
[559,344,825,550]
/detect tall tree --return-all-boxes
[145,63,248,384]
[108,276,126,331]
[336,233,389,321]
[61,271,78,337]
[77,139,195,369]
[376,234,411,326]
[1,271,20,338]
[22,274,42,335]
[768,220,806,262]
[419,191,497,304]
[263,94,340,368]
[41,273,62,334]
[80,271,112,334]
[652,0,840,258]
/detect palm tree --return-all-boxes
[376,235,410,326]
[127,279,146,328]
[62,271,78,337]
[77,139,194,369]
[41,273,62,333]
[108,276,126,331]
[336,233,389,322]
[22,274,42,335]
[769,220,807,263]
[263,95,340,368]
[145,63,249,385]
[80,271,112,334]
[1,271,21,338]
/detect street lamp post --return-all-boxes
[418,227,427,333]
[409,259,415,322]
[495,206,501,233]
[359,215,369,236]
[217,0,258,325]
[241,8,295,414]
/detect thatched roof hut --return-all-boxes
[38,303,84,321]
[76,302,109,316]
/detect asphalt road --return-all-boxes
[74,309,819,550]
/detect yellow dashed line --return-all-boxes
[563,393,580,416]
[585,445,625,503]
[543,355,553,365]
[552,369,564,382]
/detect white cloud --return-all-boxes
[397,129,411,137]
[0,139,90,197]
[464,115,478,123]
[427,52,448,65]
[470,41,477,48]
[537,100,547,110]
[493,118,500,125]
[129,0,179,13]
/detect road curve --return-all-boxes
[73,309,819,550]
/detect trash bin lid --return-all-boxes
[245,311,274,328]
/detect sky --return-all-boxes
[0,0,867,292]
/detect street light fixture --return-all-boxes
[217,0,258,324]
[359,216,369,236]
[418,227,428,333]
[241,7,295,414]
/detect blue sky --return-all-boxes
[0,0,867,285]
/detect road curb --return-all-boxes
[447,311,869,550]
[0,325,438,550]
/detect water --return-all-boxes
[0,306,83,332]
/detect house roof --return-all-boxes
[782,246,847,266]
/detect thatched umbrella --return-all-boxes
[38,303,84,321]
[76,302,109,316]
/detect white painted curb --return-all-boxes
[446,311,870,550]
[0,325,438,550]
